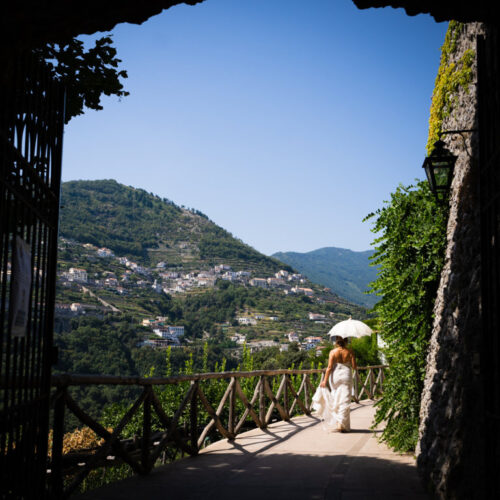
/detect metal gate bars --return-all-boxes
[0,52,65,499]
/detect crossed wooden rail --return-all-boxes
[48,366,386,498]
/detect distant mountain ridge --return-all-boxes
[272,247,378,307]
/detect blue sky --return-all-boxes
[62,0,447,255]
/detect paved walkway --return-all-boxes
[79,401,428,500]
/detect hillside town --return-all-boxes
[59,241,311,295]
[56,238,345,352]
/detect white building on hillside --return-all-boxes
[166,326,185,338]
[237,317,257,326]
[215,264,232,272]
[249,278,268,288]
[68,267,87,283]
[267,277,286,287]
[163,272,180,279]
[304,336,322,345]
[97,247,114,258]
[309,312,326,321]
[197,271,214,278]
[153,325,185,341]
[197,277,216,287]
[292,287,314,296]
[247,340,279,353]
[141,339,176,348]
[230,333,247,345]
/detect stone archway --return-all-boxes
[1,2,499,498]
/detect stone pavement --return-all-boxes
[78,401,428,500]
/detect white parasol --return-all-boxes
[327,317,373,339]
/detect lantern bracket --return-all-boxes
[438,129,478,157]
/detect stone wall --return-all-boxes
[416,22,486,499]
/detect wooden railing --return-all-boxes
[48,366,386,498]
[353,365,386,402]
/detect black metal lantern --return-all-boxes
[422,139,457,197]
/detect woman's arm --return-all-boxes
[350,348,357,370]
[320,350,336,387]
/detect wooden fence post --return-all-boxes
[51,388,66,500]
[47,367,387,487]
[228,377,235,436]
[304,374,309,411]
[283,374,290,420]
[190,381,199,455]
[259,376,266,428]
[142,385,152,472]
[353,370,359,403]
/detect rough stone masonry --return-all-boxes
[416,22,486,499]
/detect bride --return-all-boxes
[313,336,357,432]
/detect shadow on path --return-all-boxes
[77,402,428,500]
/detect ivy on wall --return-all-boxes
[365,182,448,451]
[427,21,475,153]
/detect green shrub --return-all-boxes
[365,181,448,452]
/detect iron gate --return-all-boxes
[0,53,65,498]
[477,32,500,499]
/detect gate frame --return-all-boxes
[0,51,65,499]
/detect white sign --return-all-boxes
[11,236,32,338]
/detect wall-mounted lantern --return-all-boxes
[422,139,457,198]
[423,129,477,198]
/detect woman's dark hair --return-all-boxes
[335,336,346,348]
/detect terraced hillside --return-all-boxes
[60,179,292,275]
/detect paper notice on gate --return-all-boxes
[11,236,32,338]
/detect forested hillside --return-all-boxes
[60,180,291,273]
[55,180,371,425]
[273,247,378,307]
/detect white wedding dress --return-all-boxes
[312,362,352,431]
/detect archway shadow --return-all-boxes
[76,451,428,500]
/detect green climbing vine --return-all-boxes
[365,21,477,452]
[365,182,448,452]
[427,21,475,153]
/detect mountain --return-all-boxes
[55,180,372,428]
[272,247,378,308]
[57,179,367,327]
[60,180,291,274]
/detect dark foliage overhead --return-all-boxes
[35,37,129,122]
[2,1,205,50]
[353,1,500,24]
[2,0,497,54]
